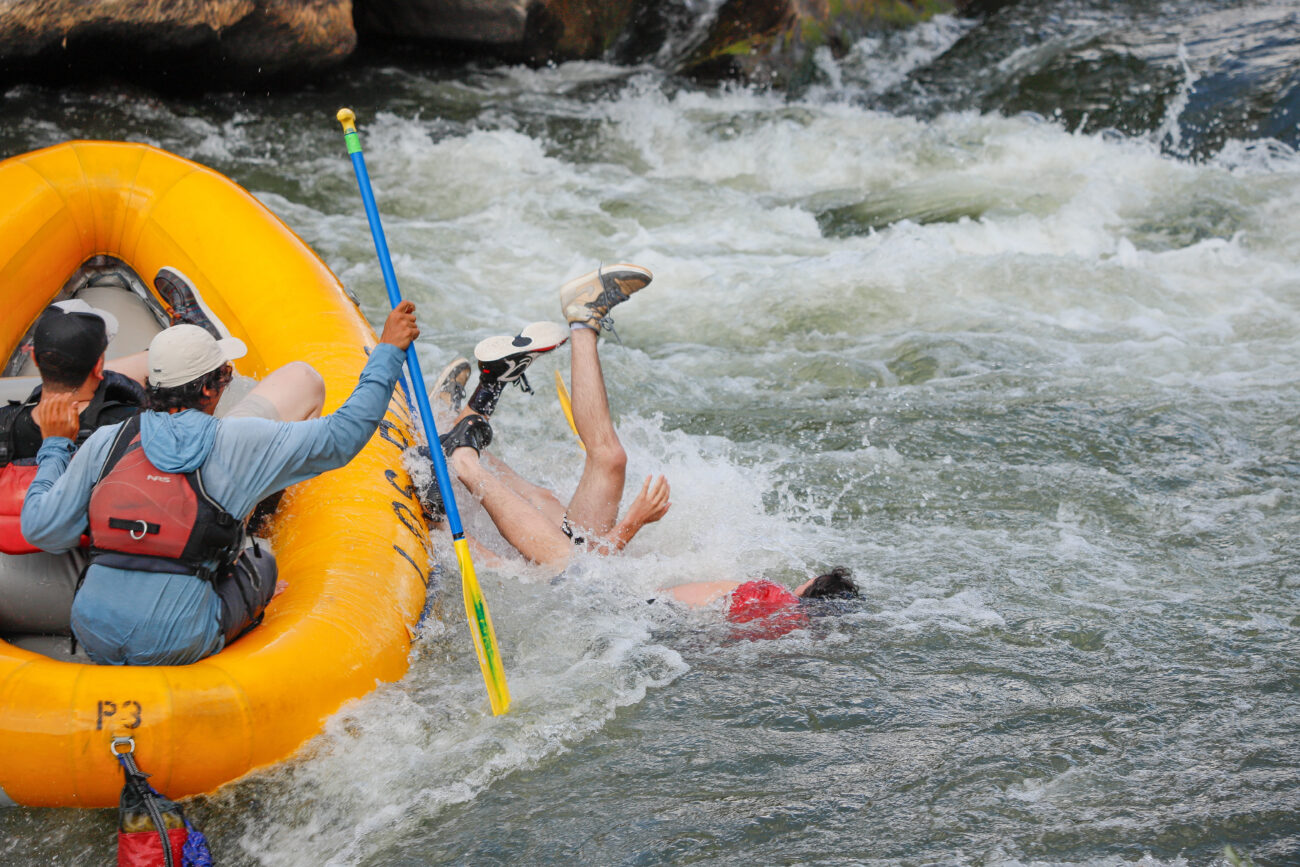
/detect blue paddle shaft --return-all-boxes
[345,147,466,540]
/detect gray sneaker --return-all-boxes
[155,267,230,339]
[559,264,653,333]
[431,357,471,420]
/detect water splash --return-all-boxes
[1154,42,1201,156]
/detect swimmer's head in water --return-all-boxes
[796,566,858,600]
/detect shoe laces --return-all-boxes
[589,263,627,343]
[512,372,534,395]
[447,382,466,411]
[595,315,623,344]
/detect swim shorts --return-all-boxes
[560,516,586,547]
[223,392,280,421]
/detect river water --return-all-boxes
[3,1,1300,864]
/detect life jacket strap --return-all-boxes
[106,517,162,538]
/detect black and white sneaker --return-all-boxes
[467,321,569,416]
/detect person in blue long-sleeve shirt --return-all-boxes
[20,300,420,665]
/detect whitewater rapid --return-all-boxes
[3,9,1299,864]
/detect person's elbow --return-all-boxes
[20,503,75,553]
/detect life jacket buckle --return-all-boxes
[129,520,150,541]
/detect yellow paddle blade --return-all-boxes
[554,370,585,451]
[455,537,510,715]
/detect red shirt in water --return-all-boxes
[727,580,808,639]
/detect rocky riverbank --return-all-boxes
[0,0,969,89]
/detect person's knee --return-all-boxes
[267,361,325,420]
[588,439,627,476]
[286,361,325,405]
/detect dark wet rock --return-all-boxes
[353,0,531,46]
[522,0,641,62]
[353,0,640,65]
[678,0,968,86]
[353,0,973,76]
[0,0,973,89]
[0,0,355,85]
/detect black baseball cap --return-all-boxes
[33,300,118,370]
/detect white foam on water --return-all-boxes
[267,72,1300,418]
[885,588,1008,633]
[226,577,692,864]
[823,13,978,97]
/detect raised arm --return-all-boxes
[597,474,670,555]
[201,303,423,517]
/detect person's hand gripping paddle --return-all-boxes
[337,108,510,715]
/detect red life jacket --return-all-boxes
[0,459,95,555]
[88,416,243,579]
[0,462,41,554]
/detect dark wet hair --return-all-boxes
[800,566,859,600]
[147,364,231,412]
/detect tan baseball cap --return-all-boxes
[147,324,247,388]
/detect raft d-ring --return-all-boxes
[110,736,135,757]
[129,520,149,541]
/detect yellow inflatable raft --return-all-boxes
[0,141,433,807]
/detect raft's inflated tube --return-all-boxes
[0,141,431,807]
